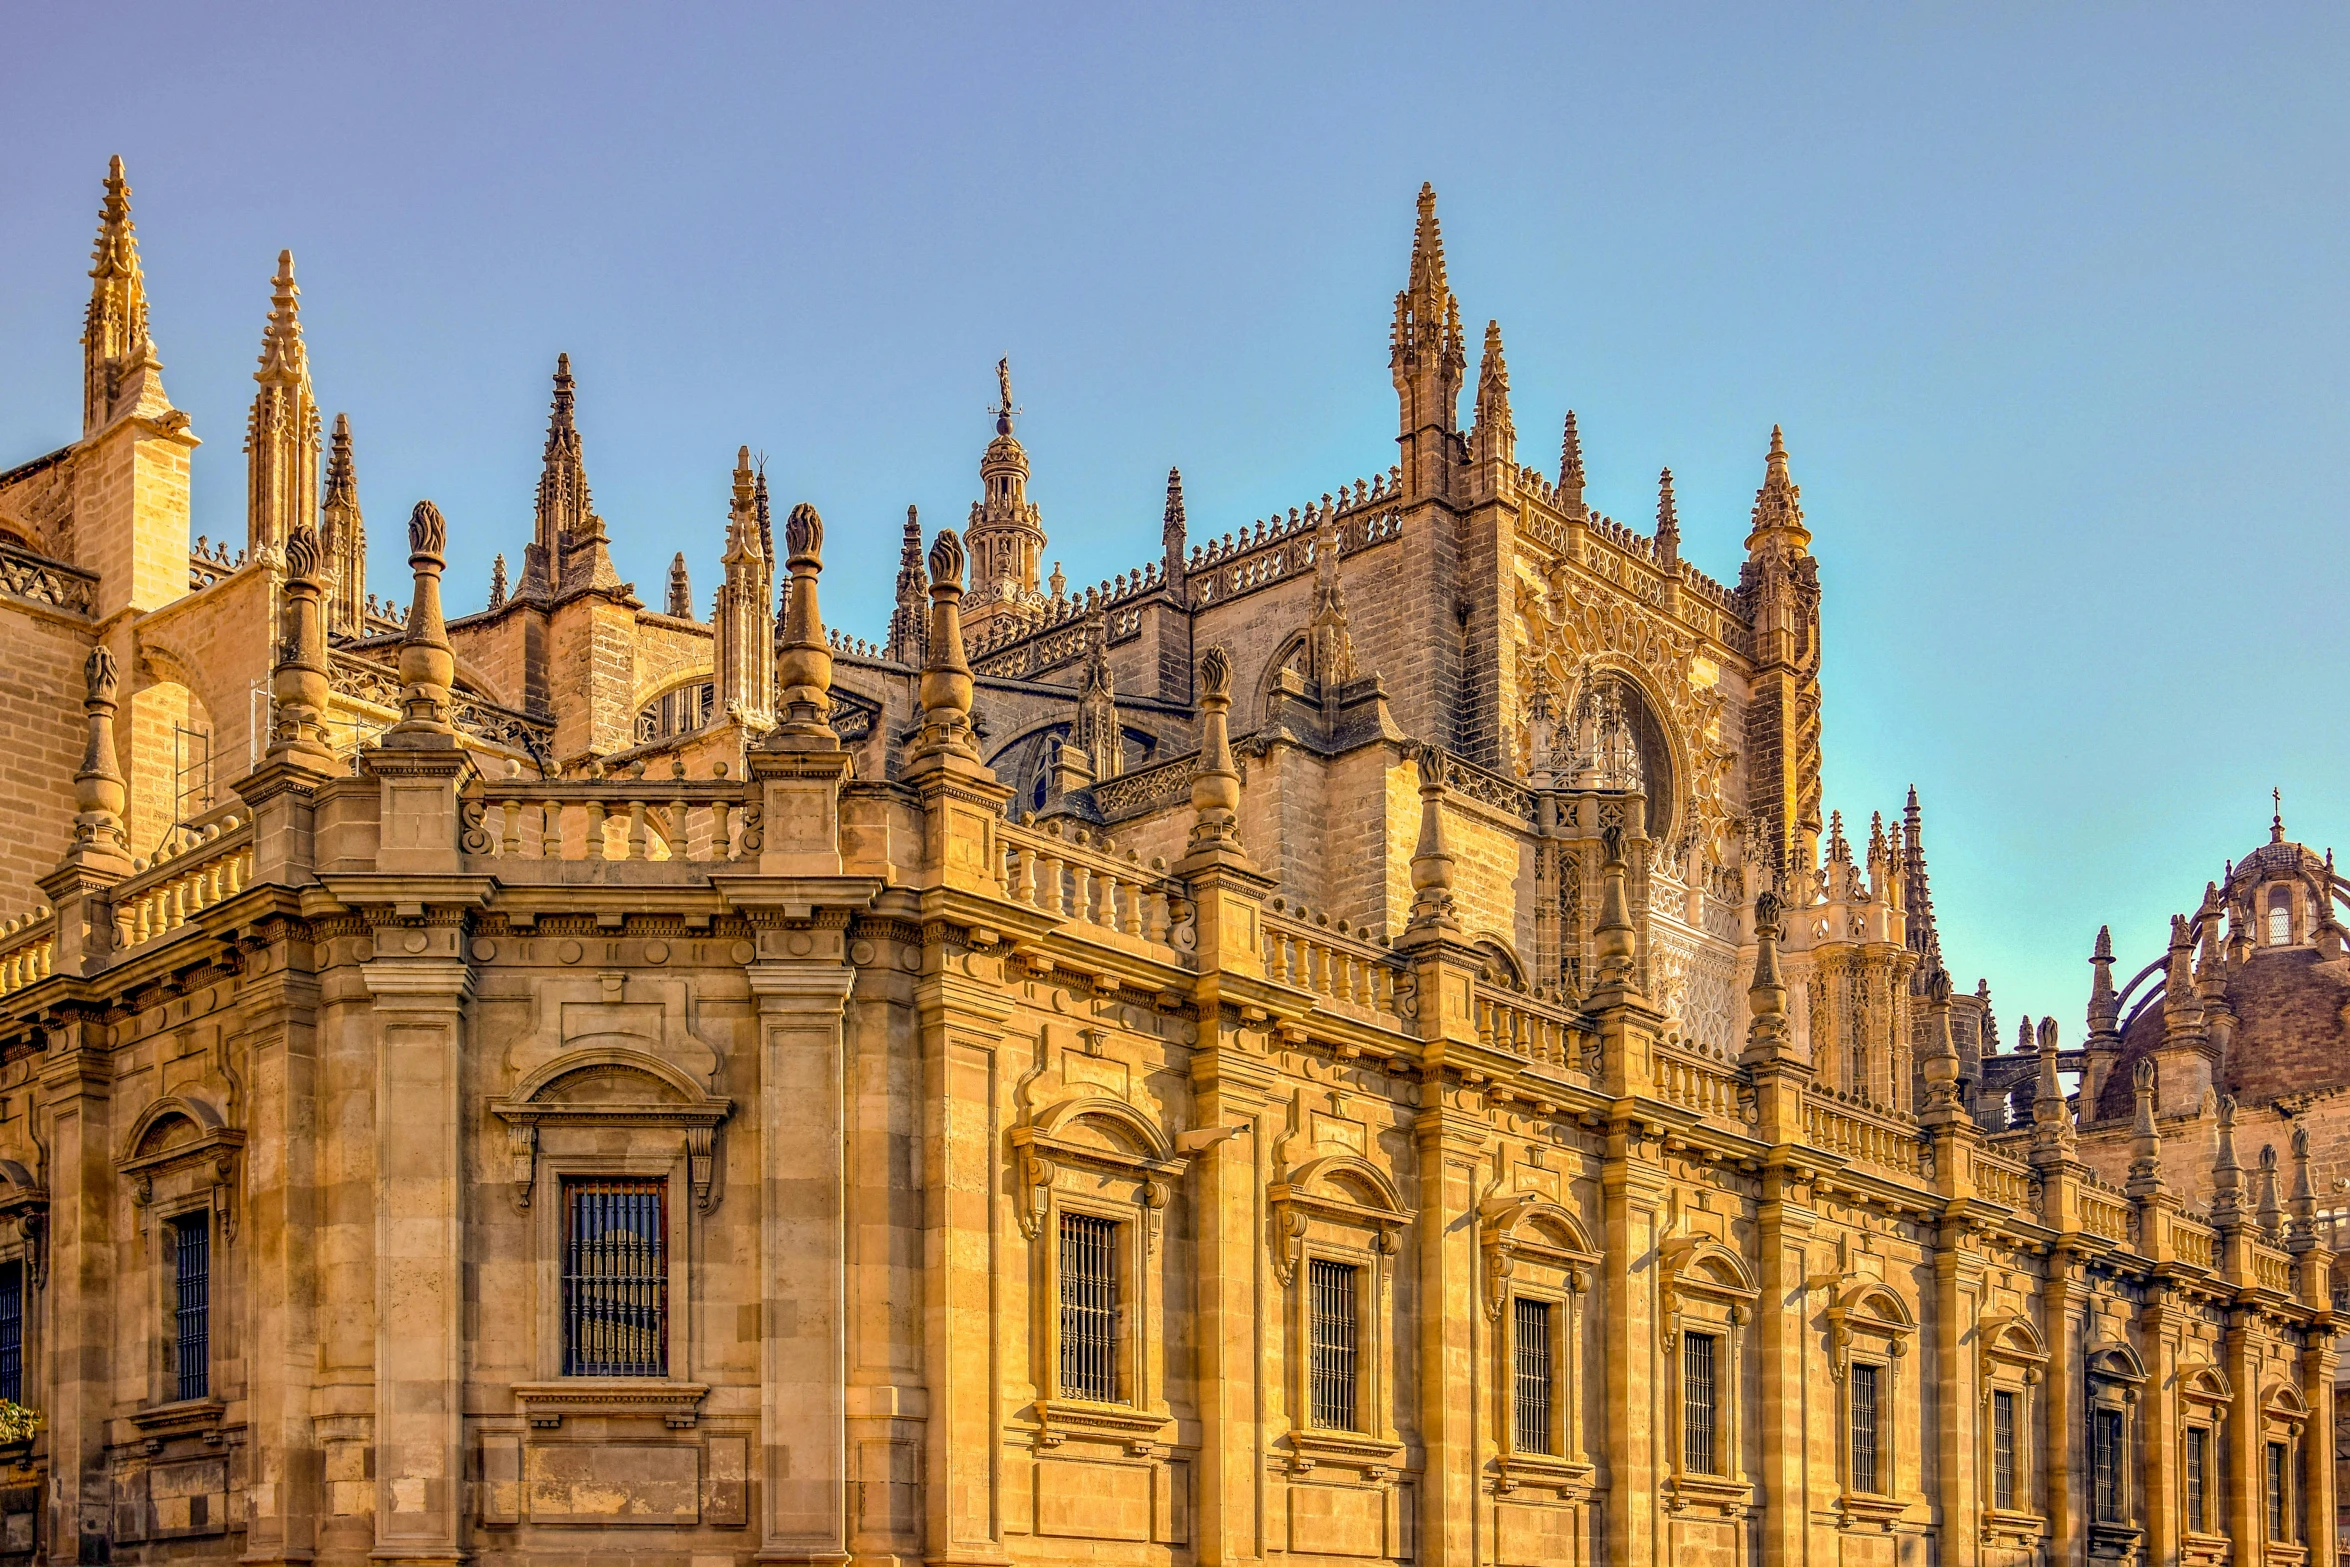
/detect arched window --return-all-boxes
[2267,888,2293,946]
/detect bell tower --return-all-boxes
[962,358,1046,638]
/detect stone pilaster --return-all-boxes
[748,943,857,1563]
[1601,1115,1671,1567]
[1754,1161,1818,1567]
[37,1019,111,1567]
[1412,1090,1488,1567]
[361,926,471,1566]
[1188,1033,1278,1566]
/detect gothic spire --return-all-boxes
[1471,319,1515,467]
[1746,423,1810,550]
[1901,785,1943,971]
[83,155,156,435]
[714,445,774,727]
[244,250,321,563]
[322,411,367,637]
[526,353,594,594]
[666,552,692,618]
[488,553,508,610]
[1557,410,1586,516]
[888,506,928,664]
[1654,467,1679,571]
[1391,183,1467,491]
[1162,466,1190,604]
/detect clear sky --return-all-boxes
[4,5,2345,1039]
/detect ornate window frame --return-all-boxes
[2258,1378,2312,1556]
[1976,1312,2048,1548]
[118,1096,242,1425]
[1478,1194,1597,1498]
[2082,1338,2148,1560]
[1659,1235,1758,1515]
[2176,1361,2231,1563]
[1826,1280,1914,1528]
[1010,1095,1181,1454]
[489,1048,732,1430]
[1268,1154,1410,1480]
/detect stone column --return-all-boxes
[361,930,471,1567]
[2135,1290,2177,1567]
[2298,1337,2336,1566]
[747,948,856,1564]
[37,1018,112,1567]
[2223,1311,2259,1557]
[1413,1093,1488,1567]
[2042,1254,2078,1567]
[1931,1234,1988,1567]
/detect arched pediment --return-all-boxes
[1508,1200,1595,1260]
[1471,936,1527,989]
[121,1095,228,1164]
[2178,1362,2232,1405]
[1832,1280,1915,1331]
[1285,1153,1408,1218]
[505,1046,724,1119]
[1979,1312,2048,1367]
[1661,1236,1758,1303]
[1032,1095,1175,1165]
[2084,1339,2147,1386]
[2261,1380,2311,1421]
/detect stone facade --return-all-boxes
[0,162,2336,1567]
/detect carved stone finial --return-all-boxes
[771,501,835,743]
[388,500,455,737]
[1404,744,1457,934]
[68,646,129,858]
[1183,647,1247,863]
[913,528,976,759]
[266,518,336,764]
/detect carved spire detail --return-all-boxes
[1654,467,1679,572]
[666,552,692,618]
[888,506,928,665]
[771,501,835,743]
[1162,467,1190,604]
[389,502,455,737]
[322,412,367,636]
[1557,410,1586,515]
[713,447,775,729]
[83,156,161,435]
[244,250,321,563]
[1471,319,1514,468]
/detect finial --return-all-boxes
[326,412,357,504]
[993,357,1017,435]
[1655,467,1679,564]
[256,249,306,379]
[664,551,689,617]
[489,552,509,610]
[1404,744,1459,934]
[67,645,130,862]
[1742,886,1793,1065]
[1164,467,1186,537]
[389,501,455,737]
[2272,786,2285,844]
[1559,410,1585,492]
[1182,648,1248,865]
[913,528,977,759]
[772,501,834,741]
[1748,424,1808,546]
[267,518,335,764]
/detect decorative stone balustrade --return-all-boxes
[2253,1244,2296,1295]
[466,774,754,863]
[1473,984,1581,1072]
[998,820,1189,955]
[112,816,252,951]
[1970,1149,2040,1215]
[2169,1215,2218,1271]
[0,911,54,996]
[1802,1089,1922,1178]
[1652,1043,1748,1123]
[2077,1184,2137,1248]
[1262,901,1401,1020]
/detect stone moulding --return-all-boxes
[511,1378,710,1430]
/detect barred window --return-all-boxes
[1058,1213,1120,1403]
[2184,1426,2208,1533]
[2091,1408,2125,1524]
[1849,1363,1880,1493]
[1307,1259,1360,1432]
[1512,1297,1554,1455]
[1991,1389,2017,1511]
[0,1260,22,1407]
[1682,1331,1719,1475]
[171,1214,210,1402]
[562,1179,667,1377]
[2266,1440,2289,1540]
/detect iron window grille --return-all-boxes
[1307,1258,1361,1432]
[1058,1212,1120,1403]
[0,1261,22,1407]
[1848,1363,1880,1493]
[2090,1408,2125,1524]
[562,1179,668,1378]
[1682,1331,1719,1475]
[1512,1297,1554,1455]
[1991,1389,2017,1511]
[2184,1426,2207,1533]
[2266,1440,2289,1540]
[171,1215,210,1402]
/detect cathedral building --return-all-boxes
[0,161,2336,1567]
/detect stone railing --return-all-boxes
[2252,1243,2296,1295]
[330,651,554,765]
[189,535,246,591]
[2077,1183,2137,1249]
[0,538,96,618]
[1802,1089,1923,1180]
[466,770,753,863]
[112,815,253,952]
[0,911,55,996]
[2169,1214,2218,1271]
[998,819,1191,957]
[1263,900,1402,1022]
[1089,753,1198,822]
[1432,750,1535,822]
[1474,983,1582,1074]
[1653,1042,1747,1123]
[1970,1148,2039,1215]
[1186,494,1404,613]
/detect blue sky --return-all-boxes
[5,4,2346,1036]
